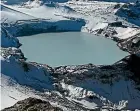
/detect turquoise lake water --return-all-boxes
[18,32,128,67]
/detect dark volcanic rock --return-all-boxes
[2,97,62,111]
[128,54,140,76]
[127,54,140,88]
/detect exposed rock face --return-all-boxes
[118,33,140,53]
[2,97,62,111]
[127,53,140,90]
[52,55,136,85]
[127,53,140,76]
[1,47,25,60]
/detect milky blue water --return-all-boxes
[18,32,128,67]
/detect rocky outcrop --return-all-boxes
[127,53,140,90]
[118,33,140,53]
[52,54,140,88]
[2,97,62,111]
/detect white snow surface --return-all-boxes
[1,53,53,91]
[115,27,140,39]
[1,74,38,109]
[0,49,54,109]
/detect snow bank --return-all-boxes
[1,48,54,91]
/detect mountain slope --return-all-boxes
[0,47,54,109]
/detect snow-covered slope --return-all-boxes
[1,74,38,109]
[0,47,54,109]
[1,47,53,91]
[116,2,140,26]
[1,27,21,48]
[1,4,36,23]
